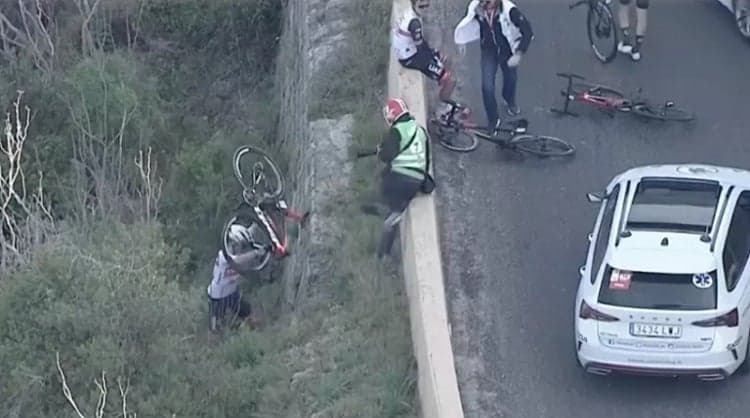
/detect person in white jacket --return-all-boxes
[454,0,533,126]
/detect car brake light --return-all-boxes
[692,308,739,327]
[579,300,619,322]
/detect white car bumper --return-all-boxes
[575,327,744,381]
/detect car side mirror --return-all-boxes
[586,192,604,203]
[579,265,586,276]
[588,232,593,242]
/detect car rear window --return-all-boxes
[626,177,721,233]
[597,266,717,311]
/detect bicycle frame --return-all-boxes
[246,199,306,258]
[572,89,628,110]
[552,72,629,117]
[439,100,526,139]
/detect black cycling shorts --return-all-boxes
[399,47,445,81]
[209,289,252,320]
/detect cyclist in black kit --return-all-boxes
[392,0,463,121]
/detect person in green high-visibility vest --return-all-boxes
[362,97,436,258]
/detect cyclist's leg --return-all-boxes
[631,0,648,60]
[430,50,456,103]
[402,48,454,118]
[377,172,422,258]
[617,0,633,53]
[209,292,235,330]
[237,297,261,328]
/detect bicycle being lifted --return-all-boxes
[428,100,576,157]
[221,145,309,275]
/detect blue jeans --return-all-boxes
[481,49,517,126]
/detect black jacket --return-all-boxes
[475,3,533,58]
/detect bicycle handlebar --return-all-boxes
[556,72,585,80]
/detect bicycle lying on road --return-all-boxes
[551,72,696,122]
[221,145,309,274]
[569,0,618,63]
[428,100,576,157]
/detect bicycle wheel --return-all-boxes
[233,145,284,202]
[221,211,274,273]
[511,134,576,157]
[429,119,478,152]
[587,1,618,63]
[631,103,695,122]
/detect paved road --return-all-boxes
[427,1,750,417]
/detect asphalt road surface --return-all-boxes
[427,1,750,417]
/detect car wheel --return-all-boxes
[735,0,750,41]
[738,332,750,375]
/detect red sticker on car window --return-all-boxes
[609,269,632,290]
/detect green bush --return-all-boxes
[0,221,270,417]
[160,138,239,272]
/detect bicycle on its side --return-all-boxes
[569,0,618,64]
[428,100,576,158]
[221,145,309,275]
[551,72,696,122]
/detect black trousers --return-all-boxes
[381,169,423,213]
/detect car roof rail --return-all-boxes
[710,185,734,252]
[614,180,633,247]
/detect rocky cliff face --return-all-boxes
[276,0,354,312]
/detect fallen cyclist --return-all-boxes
[361,98,435,259]
[393,0,465,122]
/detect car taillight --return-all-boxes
[692,308,739,328]
[579,300,619,322]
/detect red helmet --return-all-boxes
[382,98,409,126]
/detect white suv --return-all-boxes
[575,164,750,381]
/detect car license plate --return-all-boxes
[630,322,682,338]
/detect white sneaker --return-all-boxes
[630,45,641,61]
[617,41,632,54]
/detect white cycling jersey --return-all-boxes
[207,250,240,299]
[392,7,420,60]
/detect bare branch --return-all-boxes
[1,90,54,272]
[93,371,107,418]
[117,377,130,418]
[133,146,163,222]
[55,352,86,418]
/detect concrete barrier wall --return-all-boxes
[388,1,465,417]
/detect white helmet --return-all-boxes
[228,224,253,245]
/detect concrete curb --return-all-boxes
[388,1,465,417]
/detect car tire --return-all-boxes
[738,332,750,375]
[734,0,750,41]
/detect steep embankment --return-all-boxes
[257,0,417,416]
